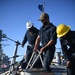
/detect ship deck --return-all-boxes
[1,65,67,75]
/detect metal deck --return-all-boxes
[1,65,67,75]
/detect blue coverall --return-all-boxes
[38,23,57,72]
[60,31,75,75]
[21,27,39,69]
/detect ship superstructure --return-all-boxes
[0,30,10,74]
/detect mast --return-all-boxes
[42,1,45,13]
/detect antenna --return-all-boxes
[42,1,45,13]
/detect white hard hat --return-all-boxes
[26,21,33,29]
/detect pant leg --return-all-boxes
[20,53,32,69]
[21,45,34,69]
[67,58,75,75]
[43,48,55,72]
[67,67,75,75]
[25,45,33,63]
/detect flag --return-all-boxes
[38,4,43,12]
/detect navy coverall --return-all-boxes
[21,27,39,69]
[38,23,57,72]
[60,31,75,75]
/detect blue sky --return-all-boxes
[0,0,75,61]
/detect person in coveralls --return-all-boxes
[34,13,57,73]
[20,21,39,69]
[56,24,75,75]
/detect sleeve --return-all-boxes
[38,28,41,37]
[50,26,57,44]
[35,28,39,35]
[60,38,72,61]
[22,31,27,46]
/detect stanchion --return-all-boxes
[25,50,44,71]
[2,34,21,75]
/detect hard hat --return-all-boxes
[56,24,70,37]
[26,21,33,29]
[38,13,49,21]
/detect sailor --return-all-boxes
[21,21,39,69]
[56,24,75,75]
[34,13,57,72]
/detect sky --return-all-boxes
[0,0,75,61]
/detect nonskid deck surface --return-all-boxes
[1,65,66,75]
